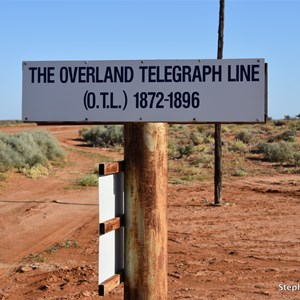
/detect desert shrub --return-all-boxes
[203,131,214,144]
[0,130,64,172]
[259,124,274,135]
[0,120,24,127]
[228,139,248,153]
[0,138,15,171]
[236,129,253,144]
[168,137,195,159]
[273,120,286,127]
[22,164,49,178]
[290,120,300,131]
[29,130,65,161]
[47,240,79,253]
[293,153,300,167]
[168,138,178,159]
[79,125,123,148]
[177,144,194,158]
[268,130,296,143]
[77,174,98,186]
[9,132,48,167]
[21,253,46,263]
[190,131,203,146]
[257,142,294,163]
[192,154,213,168]
[232,168,247,177]
[196,125,206,133]
[279,130,296,142]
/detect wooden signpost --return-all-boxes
[22,56,267,299]
[124,123,168,299]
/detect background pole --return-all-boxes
[214,0,225,205]
[124,122,168,300]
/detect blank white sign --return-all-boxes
[98,172,124,284]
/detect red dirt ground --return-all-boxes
[0,125,299,300]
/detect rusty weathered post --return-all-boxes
[124,123,168,300]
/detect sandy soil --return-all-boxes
[0,125,299,300]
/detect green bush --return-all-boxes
[293,153,300,167]
[77,174,98,186]
[47,240,79,253]
[290,120,300,131]
[236,129,253,144]
[168,138,178,159]
[273,120,286,127]
[0,138,16,171]
[177,144,194,158]
[168,139,195,159]
[192,154,213,168]
[277,130,296,142]
[79,125,123,148]
[190,131,203,146]
[257,142,295,163]
[228,139,248,153]
[268,130,296,143]
[22,164,49,178]
[0,130,64,172]
[29,130,65,160]
[232,168,248,177]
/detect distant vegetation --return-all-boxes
[0,120,36,127]
[77,120,300,183]
[167,119,300,182]
[1,118,299,182]
[0,130,64,176]
[77,173,98,187]
[257,141,300,165]
[79,125,123,148]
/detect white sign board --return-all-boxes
[22,59,267,123]
[98,172,124,286]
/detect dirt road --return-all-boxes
[0,125,299,299]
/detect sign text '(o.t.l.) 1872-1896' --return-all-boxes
[22,59,267,123]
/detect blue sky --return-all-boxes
[0,0,299,120]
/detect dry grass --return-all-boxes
[167,120,300,182]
